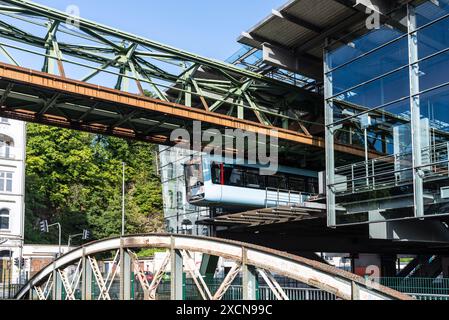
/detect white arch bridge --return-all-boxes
[15,234,412,300]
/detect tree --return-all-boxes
[25,124,164,244]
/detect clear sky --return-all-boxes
[34,0,287,61]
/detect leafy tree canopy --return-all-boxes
[25,123,164,245]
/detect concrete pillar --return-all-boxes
[170,248,183,300]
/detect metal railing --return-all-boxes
[0,284,24,299]
[331,142,449,196]
[265,187,314,208]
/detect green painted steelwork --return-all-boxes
[0,0,323,135]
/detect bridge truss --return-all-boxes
[0,0,374,160]
[15,234,412,300]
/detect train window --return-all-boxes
[308,178,319,194]
[224,167,244,187]
[278,175,288,190]
[244,170,265,189]
[185,162,203,188]
[289,177,306,192]
[211,163,221,184]
[266,176,279,189]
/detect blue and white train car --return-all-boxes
[184,155,319,208]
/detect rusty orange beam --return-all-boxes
[0,62,374,158]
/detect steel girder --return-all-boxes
[0,0,323,135]
[15,234,413,301]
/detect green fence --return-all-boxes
[376,278,449,300]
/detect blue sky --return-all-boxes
[35,0,287,61]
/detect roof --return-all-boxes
[238,0,411,80]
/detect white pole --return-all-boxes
[121,162,126,236]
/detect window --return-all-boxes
[289,177,306,192]
[166,163,174,180]
[168,191,175,209]
[244,170,265,189]
[0,172,12,192]
[0,209,9,230]
[211,163,222,184]
[0,135,13,159]
[223,167,244,187]
[177,191,183,209]
[307,178,319,194]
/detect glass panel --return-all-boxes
[418,15,449,59]
[419,51,449,91]
[307,178,319,194]
[225,168,243,187]
[419,84,449,216]
[332,99,411,155]
[333,68,410,110]
[289,177,305,192]
[331,37,408,95]
[244,170,265,189]
[329,26,405,70]
[0,216,8,230]
[211,163,221,184]
[6,179,11,192]
[416,0,449,27]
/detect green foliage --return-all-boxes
[137,248,166,258]
[25,124,164,244]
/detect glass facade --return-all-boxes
[325,0,449,226]
[158,146,211,236]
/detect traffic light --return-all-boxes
[39,220,49,233]
[14,258,25,268]
[82,229,91,240]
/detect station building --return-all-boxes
[161,0,449,278]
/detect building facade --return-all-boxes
[325,0,449,233]
[158,145,210,237]
[0,118,26,285]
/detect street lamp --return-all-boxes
[122,162,126,236]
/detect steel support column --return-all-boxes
[408,4,424,219]
[51,267,62,300]
[242,249,257,300]
[324,39,336,227]
[122,249,132,300]
[170,242,183,300]
[81,254,92,300]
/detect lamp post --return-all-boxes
[122,162,126,236]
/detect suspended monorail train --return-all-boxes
[184,155,319,208]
